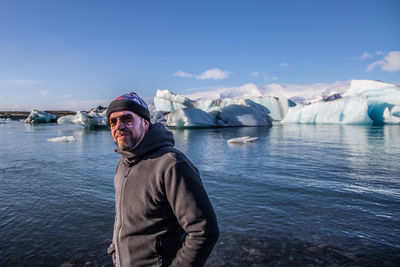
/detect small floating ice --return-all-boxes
[0,118,12,124]
[227,136,258,144]
[47,136,77,143]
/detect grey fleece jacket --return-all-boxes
[108,123,219,267]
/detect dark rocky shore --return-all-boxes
[0,110,76,120]
[3,232,399,267]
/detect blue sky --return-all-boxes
[0,0,399,110]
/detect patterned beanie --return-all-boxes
[106,92,151,122]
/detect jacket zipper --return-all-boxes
[115,164,132,267]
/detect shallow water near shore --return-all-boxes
[0,121,399,266]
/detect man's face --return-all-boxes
[109,110,149,151]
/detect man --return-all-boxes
[106,93,219,267]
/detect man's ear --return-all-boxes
[143,119,150,130]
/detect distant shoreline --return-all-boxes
[0,110,76,120]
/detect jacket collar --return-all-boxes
[115,123,174,164]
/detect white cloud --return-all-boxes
[0,79,42,87]
[63,94,72,98]
[367,51,400,72]
[250,72,259,77]
[279,63,289,67]
[174,71,193,78]
[196,68,231,80]
[175,68,231,80]
[360,52,373,60]
[376,51,384,56]
[38,90,50,96]
[264,76,278,81]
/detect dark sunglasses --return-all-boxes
[109,114,135,128]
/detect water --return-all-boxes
[1,121,399,266]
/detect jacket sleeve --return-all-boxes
[164,160,219,267]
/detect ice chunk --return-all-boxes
[282,96,373,124]
[214,99,273,127]
[155,89,294,121]
[163,99,272,128]
[282,80,400,124]
[58,111,107,128]
[148,103,167,125]
[383,105,400,124]
[165,108,217,128]
[47,136,77,142]
[343,80,400,124]
[154,90,195,112]
[227,136,258,144]
[0,118,12,124]
[24,110,58,124]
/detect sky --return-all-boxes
[0,0,399,111]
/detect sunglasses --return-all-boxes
[109,114,135,128]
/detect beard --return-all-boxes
[115,122,145,151]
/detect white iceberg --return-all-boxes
[0,118,12,124]
[47,136,77,142]
[155,89,293,121]
[227,136,258,144]
[282,80,400,125]
[58,106,107,128]
[343,80,400,124]
[213,99,273,127]
[154,90,195,111]
[282,95,373,124]
[165,108,217,128]
[154,90,273,127]
[24,110,58,124]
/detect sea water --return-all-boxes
[0,121,399,266]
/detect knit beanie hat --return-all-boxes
[106,92,151,123]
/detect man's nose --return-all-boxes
[115,118,125,129]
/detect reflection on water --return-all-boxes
[0,122,399,266]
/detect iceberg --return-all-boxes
[47,136,77,142]
[155,89,294,121]
[57,106,107,128]
[227,136,258,144]
[154,90,274,127]
[213,99,273,127]
[154,90,195,111]
[282,80,400,125]
[0,118,12,124]
[343,80,400,124]
[165,108,217,127]
[282,95,373,124]
[24,110,58,124]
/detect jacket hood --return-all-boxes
[116,123,175,161]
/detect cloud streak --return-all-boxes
[360,52,373,60]
[0,79,42,87]
[174,68,231,80]
[174,71,193,78]
[367,51,400,72]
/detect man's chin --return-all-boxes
[116,141,133,151]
